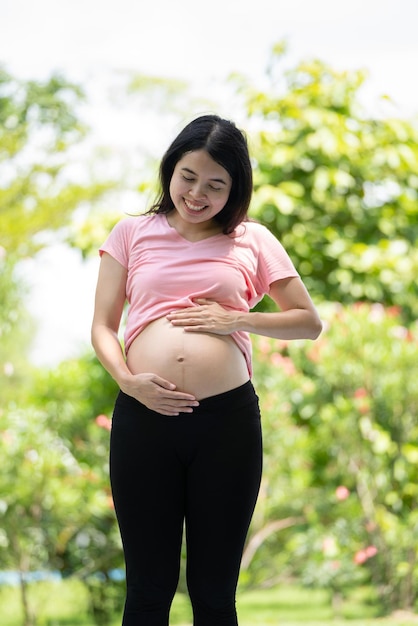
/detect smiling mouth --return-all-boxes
[184,199,208,212]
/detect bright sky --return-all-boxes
[2,0,418,365]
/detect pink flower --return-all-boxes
[270,353,297,376]
[95,414,112,431]
[354,388,370,414]
[386,306,401,318]
[390,326,409,340]
[106,495,115,510]
[365,545,378,558]
[257,337,272,355]
[335,485,350,501]
[306,341,323,363]
[354,545,378,564]
[370,303,385,322]
[354,388,368,399]
[354,550,368,564]
[406,330,415,342]
[1,430,13,445]
[322,536,338,557]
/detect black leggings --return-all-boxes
[110,381,263,626]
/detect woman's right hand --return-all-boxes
[91,254,199,417]
[119,372,200,416]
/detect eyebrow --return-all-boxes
[180,167,228,185]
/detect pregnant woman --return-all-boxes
[91,114,322,626]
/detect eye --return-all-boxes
[209,185,222,191]
[182,175,195,182]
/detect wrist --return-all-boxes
[234,311,250,332]
[115,369,135,390]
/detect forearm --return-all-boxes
[167,296,323,340]
[91,324,133,387]
[235,308,322,340]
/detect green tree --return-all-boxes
[247,303,418,613]
[3,53,418,622]
[0,67,113,258]
[0,67,119,625]
[237,46,418,320]
[0,405,102,626]
[0,252,35,403]
[0,353,122,626]
[0,66,116,387]
[34,354,123,625]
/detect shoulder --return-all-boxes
[110,213,163,238]
[100,214,162,261]
[113,212,157,229]
[235,219,298,281]
[235,219,281,245]
[244,219,271,235]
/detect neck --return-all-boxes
[166,212,222,242]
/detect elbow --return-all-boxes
[91,322,97,349]
[91,321,101,353]
[308,315,323,340]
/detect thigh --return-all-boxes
[185,388,263,596]
[110,392,186,585]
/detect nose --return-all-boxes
[189,181,206,199]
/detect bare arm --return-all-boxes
[236,277,323,340]
[91,253,199,416]
[166,277,323,340]
[91,253,131,383]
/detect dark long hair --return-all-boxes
[148,115,253,234]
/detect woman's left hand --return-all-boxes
[166,299,237,335]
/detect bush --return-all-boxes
[247,303,418,613]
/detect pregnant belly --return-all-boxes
[126,316,249,399]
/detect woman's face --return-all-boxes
[169,150,232,228]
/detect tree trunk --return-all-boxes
[241,516,304,570]
[18,569,35,626]
[10,533,36,626]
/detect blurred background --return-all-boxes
[1,1,418,625]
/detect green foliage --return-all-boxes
[0,407,96,570]
[31,355,122,621]
[0,66,116,422]
[240,51,418,320]
[2,53,418,623]
[0,66,119,624]
[0,66,115,259]
[0,254,35,403]
[248,303,418,612]
[0,352,121,625]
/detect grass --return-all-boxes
[235,587,418,625]
[1,579,417,625]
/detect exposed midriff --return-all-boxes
[126,316,249,400]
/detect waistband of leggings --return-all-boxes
[196,379,257,411]
[117,379,257,414]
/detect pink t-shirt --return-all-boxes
[99,213,299,376]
